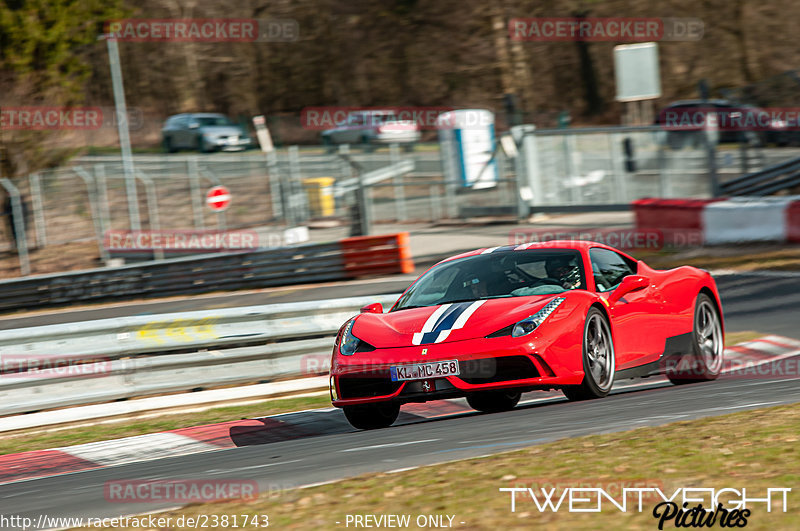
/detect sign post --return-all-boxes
[614,42,661,125]
[206,185,230,231]
[104,36,140,230]
[253,115,283,221]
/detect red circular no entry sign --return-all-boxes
[206,185,231,211]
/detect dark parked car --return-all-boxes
[656,99,789,149]
[162,113,252,153]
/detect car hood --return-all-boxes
[352,295,563,348]
[199,125,246,136]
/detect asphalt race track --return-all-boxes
[0,271,799,527]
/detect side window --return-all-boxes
[590,248,635,292]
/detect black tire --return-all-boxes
[322,135,336,153]
[163,136,176,153]
[343,403,400,430]
[562,308,615,401]
[361,135,374,152]
[197,136,211,153]
[466,390,521,413]
[666,294,724,384]
[667,131,688,150]
[402,143,415,153]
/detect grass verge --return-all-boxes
[0,394,330,456]
[117,403,800,530]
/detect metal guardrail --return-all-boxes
[0,233,411,312]
[720,156,800,196]
[334,159,415,197]
[0,294,402,416]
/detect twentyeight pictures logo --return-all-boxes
[509,17,704,41]
[500,480,791,527]
[104,18,298,42]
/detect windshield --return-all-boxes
[196,116,234,127]
[393,250,585,311]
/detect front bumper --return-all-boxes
[372,131,421,144]
[206,136,252,151]
[330,335,584,407]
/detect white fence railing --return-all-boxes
[0,294,401,416]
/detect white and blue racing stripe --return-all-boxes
[411,300,487,345]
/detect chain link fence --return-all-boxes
[2,127,793,276]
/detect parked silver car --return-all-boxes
[321,110,420,149]
[162,113,253,153]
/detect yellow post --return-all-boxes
[302,177,336,217]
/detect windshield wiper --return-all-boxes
[394,295,513,312]
[437,295,511,305]
[393,305,428,311]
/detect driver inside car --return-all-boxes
[462,275,489,299]
[545,257,581,289]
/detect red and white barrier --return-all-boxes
[340,232,415,276]
[633,196,800,244]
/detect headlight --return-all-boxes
[511,297,566,338]
[339,319,360,356]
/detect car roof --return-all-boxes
[438,240,621,263]
[665,99,733,107]
[351,110,396,116]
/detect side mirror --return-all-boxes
[189,122,200,129]
[608,275,649,304]
[360,303,383,314]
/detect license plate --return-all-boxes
[390,360,459,381]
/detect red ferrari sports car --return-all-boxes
[330,241,725,429]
